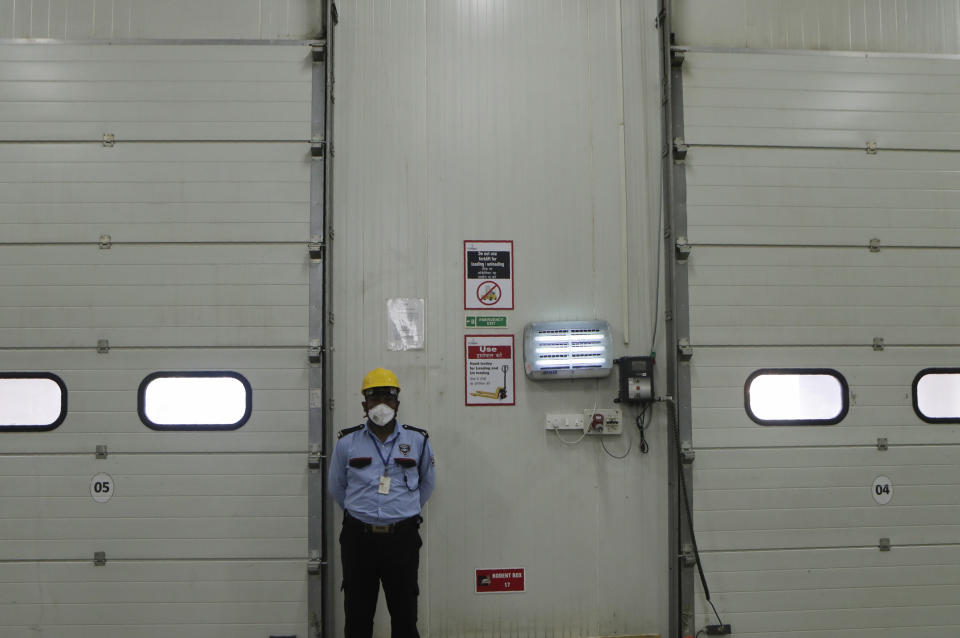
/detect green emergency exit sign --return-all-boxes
[465,315,507,328]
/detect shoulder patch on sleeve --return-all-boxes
[338,424,364,439]
[402,424,429,439]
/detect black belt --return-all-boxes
[344,512,421,534]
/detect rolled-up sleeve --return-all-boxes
[418,437,436,507]
[327,438,348,510]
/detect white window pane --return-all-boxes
[916,373,960,420]
[0,377,64,427]
[144,376,248,426]
[748,373,845,423]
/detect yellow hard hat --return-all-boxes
[361,367,401,395]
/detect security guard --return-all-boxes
[328,367,436,638]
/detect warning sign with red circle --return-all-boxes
[464,241,513,310]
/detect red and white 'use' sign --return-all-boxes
[475,568,525,594]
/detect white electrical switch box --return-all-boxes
[583,409,623,435]
[545,413,585,431]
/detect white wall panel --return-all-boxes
[675,0,960,54]
[687,147,960,246]
[0,0,320,40]
[332,1,665,637]
[0,45,311,141]
[682,51,960,148]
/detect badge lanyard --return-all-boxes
[367,430,397,477]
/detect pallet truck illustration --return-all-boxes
[470,364,509,400]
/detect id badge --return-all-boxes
[378,475,391,495]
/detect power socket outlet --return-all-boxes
[704,624,732,635]
[545,413,585,431]
[583,409,623,435]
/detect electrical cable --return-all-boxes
[648,156,665,355]
[600,430,632,459]
[552,426,588,446]
[636,404,650,454]
[668,398,726,628]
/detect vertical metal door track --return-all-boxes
[658,1,695,636]
[308,2,335,637]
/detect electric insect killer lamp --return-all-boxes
[522,320,613,380]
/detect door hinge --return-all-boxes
[99,234,112,249]
[877,437,888,451]
[873,337,885,351]
[94,551,107,566]
[95,445,108,459]
[869,238,881,253]
[102,133,115,147]
[879,537,891,551]
[866,140,879,155]
[97,339,110,354]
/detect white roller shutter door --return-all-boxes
[0,44,310,637]
[684,51,960,637]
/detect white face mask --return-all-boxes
[367,404,396,427]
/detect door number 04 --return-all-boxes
[872,476,892,505]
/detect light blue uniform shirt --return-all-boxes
[328,421,436,525]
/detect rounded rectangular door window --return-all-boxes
[139,372,252,431]
[745,369,848,425]
[913,369,960,423]
[0,373,67,431]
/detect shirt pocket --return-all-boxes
[394,457,419,490]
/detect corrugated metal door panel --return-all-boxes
[692,347,960,446]
[683,51,960,148]
[687,147,960,246]
[0,245,307,348]
[0,349,306,453]
[0,456,305,561]
[689,247,960,346]
[685,49,960,636]
[0,45,311,141]
[0,560,305,638]
[0,143,308,243]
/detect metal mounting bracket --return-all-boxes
[672,137,688,164]
[97,339,110,354]
[869,238,881,253]
[675,236,691,261]
[308,235,324,260]
[94,551,107,566]
[680,442,696,464]
[308,339,323,363]
[680,544,696,567]
[102,133,115,147]
[671,50,685,67]
[308,444,322,470]
[677,338,693,361]
[879,538,891,551]
[95,445,108,459]
[307,549,323,574]
[311,136,326,158]
[866,141,878,155]
[873,337,885,351]
[99,235,112,249]
[877,437,888,451]
[312,44,325,63]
